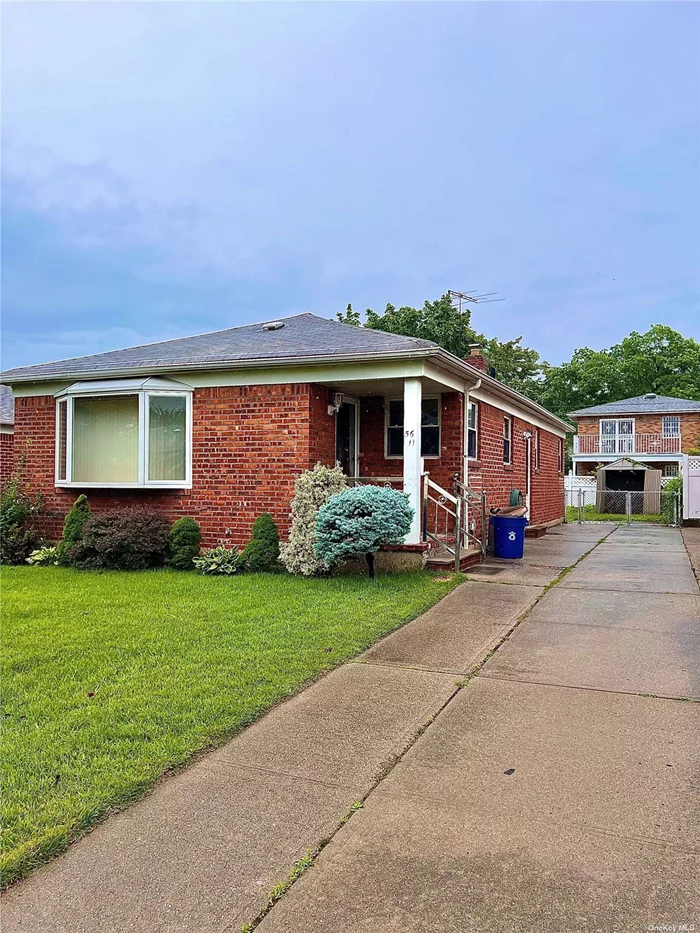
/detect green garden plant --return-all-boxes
[193,545,241,575]
[168,517,202,570]
[242,513,280,572]
[0,468,43,565]
[279,462,347,575]
[55,494,91,564]
[26,546,58,566]
[315,484,414,578]
[73,507,170,570]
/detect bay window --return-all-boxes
[386,396,441,458]
[54,378,192,488]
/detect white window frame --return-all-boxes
[385,395,441,459]
[466,400,478,460]
[663,464,679,478]
[599,418,635,454]
[662,416,680,438]
[503,415,512,464]
[54,381,193,489]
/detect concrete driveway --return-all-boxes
[4,525,699,933]
[256,524,700,933]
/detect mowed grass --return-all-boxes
[565,505,665,524]
[1,566,459,887]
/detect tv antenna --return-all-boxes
[448,289,505,314]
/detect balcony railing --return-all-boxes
[573,434,681,455]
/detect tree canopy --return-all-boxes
[338,296,700,424]
[535,325,700,418]
[337,294,542,397]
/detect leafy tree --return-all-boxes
[242,513,280,572]
[535,325,700,419]
[338,293,543,397]
[315,485,414,578]
[168,517,202,570]
[482,336,542,396]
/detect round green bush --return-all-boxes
[168,517,202,570]
[315,485,414,577]
[243,513,280,572]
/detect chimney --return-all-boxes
[467,343,488,372]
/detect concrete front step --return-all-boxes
[426,546,483,572]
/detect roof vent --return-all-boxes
[643,392,657,400]
[262,321,285,332]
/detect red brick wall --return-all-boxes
[467,400,564,530]
[358,393,463,490]
[575,412,700,453]
[12,385,336,548]
[13,382,563,550]
[1,432,14,487]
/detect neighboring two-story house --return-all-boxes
[570,393,700,479]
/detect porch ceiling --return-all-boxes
[318,375,452,398]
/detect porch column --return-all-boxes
[403,377,423,544]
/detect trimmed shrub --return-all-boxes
[242,513,280,572]
[193,546,241,575]
[279,462,347,575]
[168,517,202,570]
[56,494,91,564]
[315,485,414,577]
[73,507,170,570]
[0,468,43,565]
[26,546,58,566]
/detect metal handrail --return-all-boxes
[422,473,487,570]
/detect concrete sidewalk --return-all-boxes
[5,525,698,933]
[255,525,700,933]
[2,550,549,932]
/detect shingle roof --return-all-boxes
[0,385,14,424]
[0,313,438,382]
[570,394,700,417]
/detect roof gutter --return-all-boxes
[1,344,571,434]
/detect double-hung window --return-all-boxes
[466,401,478,459]
[55,378,193,488]
[503,415,512,464]
[386,397,440,458]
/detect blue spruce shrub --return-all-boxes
[315,485,414,577]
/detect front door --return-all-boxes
[335,398,359,477]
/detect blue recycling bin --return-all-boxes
[490,514,528,559]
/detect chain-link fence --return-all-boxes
[565,487,681,525]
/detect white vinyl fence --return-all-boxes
[682,455,700,521]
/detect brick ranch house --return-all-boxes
[1,314,569,555]
[570,393,700,480]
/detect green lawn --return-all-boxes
[1,566,459,886]
[565,505,665,524]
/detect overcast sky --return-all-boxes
[2,1,699,371]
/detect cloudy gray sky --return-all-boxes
[2,1,699,370]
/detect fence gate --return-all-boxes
[565,485,681,526]
[683,455,700,521]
